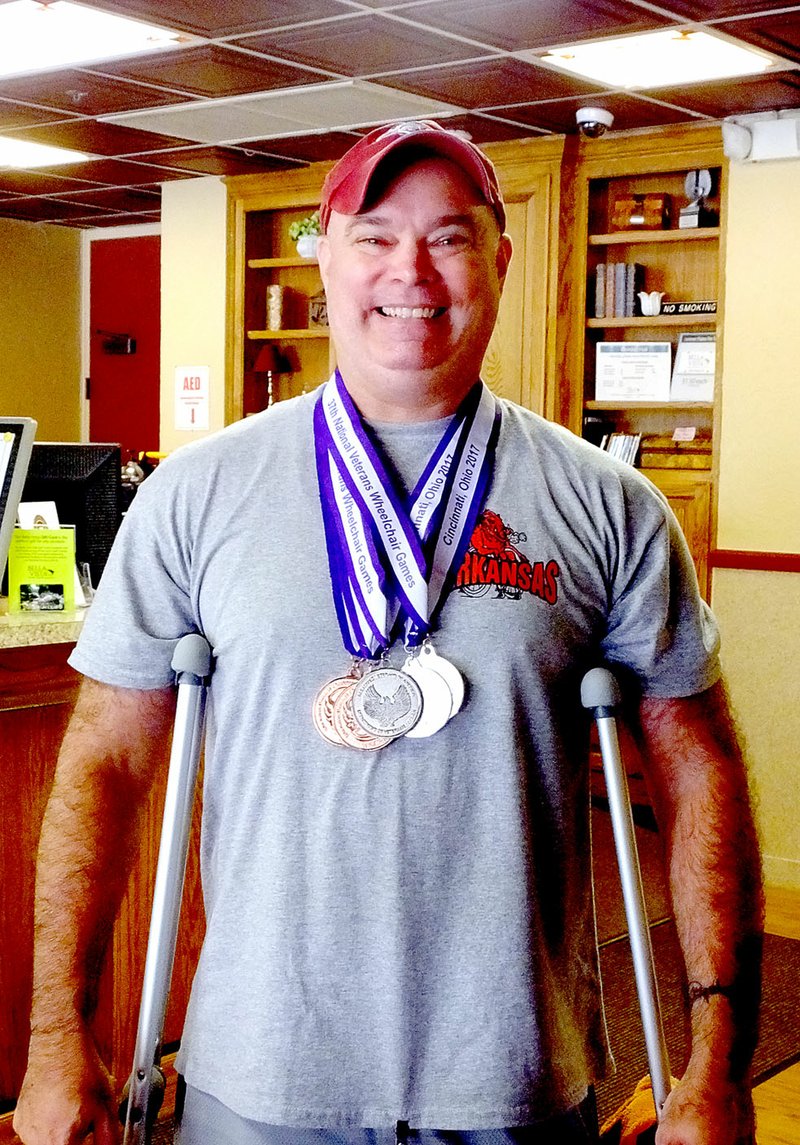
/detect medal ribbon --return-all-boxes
[314,371,500,658]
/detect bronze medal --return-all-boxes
[312,676,355,746]
[332,681,394,750]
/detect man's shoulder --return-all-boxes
[497,398,668,510]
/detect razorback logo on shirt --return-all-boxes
[453,509,560,604]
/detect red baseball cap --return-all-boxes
[319,119,506,232]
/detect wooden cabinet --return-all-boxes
[226,166,335,422]
[225,137,565,424]
[556,124,726,598]
[0,642,203,1126]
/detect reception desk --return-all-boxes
[0,603,202,1130]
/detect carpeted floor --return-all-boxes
[596,923,800,1123]
[147,806,800,1139]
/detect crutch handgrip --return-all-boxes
[582,667,672,1119]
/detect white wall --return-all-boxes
[159,177,228,452]
[714,156,800,890]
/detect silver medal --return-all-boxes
[402,654,454,738]
[352,667,423,738]
[417,644,465,717]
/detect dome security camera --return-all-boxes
[576,107,614,138]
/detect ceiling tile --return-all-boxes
[718,12,800,65]
[0,100,78,131]
[241,130,364,162]
[139,145,299,175]
[431,112,543,142]
[85,45,326,98]
[5,118,194,154]
[384,58,601,108]
[0,197,112,222]
[238,14,494,76]
[0,69,199,116]
[51,185,161,212]
[0,158,193,193]
[391,0,670,52]
[490,94,700,135]
[0,169,106,195]
[645,71,800,117]
[665,1,793,17]
[77,211,161,227]
[86,0,355,37]
[102,81,460,144]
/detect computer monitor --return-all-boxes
[21,442,123,586]
[1,417,37,578]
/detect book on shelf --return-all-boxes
[593,261,645,318]
[598,432,642,466]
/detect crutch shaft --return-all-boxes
[122,635,211,1145]
[581,667,672,1119]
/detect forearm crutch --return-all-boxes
[121,634,213,1145]
[581,667,672,1120]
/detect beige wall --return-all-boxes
[715,157,800,890]
[159,177,228,453]
[0,217,81,439]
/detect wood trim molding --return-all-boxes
[710,549,800,574]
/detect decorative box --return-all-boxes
[611,193,671,231]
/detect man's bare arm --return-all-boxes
[13,678,176,1145]
[636,681,763,1145]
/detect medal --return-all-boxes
[312,676,354,746]
[313,371,501,747]
[402,653,453,738]
[332,681,395,750]
[351,667,423,738]
[417,644,465,717]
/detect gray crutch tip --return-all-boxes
[581,667,622,711]
[171,633,212,680]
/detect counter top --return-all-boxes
[0,597,85,649]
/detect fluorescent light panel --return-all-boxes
[0,136,91,167]
[0,0,191,79]
[537,29,780,89]
[101,82,462,144]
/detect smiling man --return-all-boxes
[15,122,761,1145]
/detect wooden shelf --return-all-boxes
[585,400,713,411]
[247,328,329,340]
[587,313,716,329]
[589,227,720,246]
[247,256,319,268]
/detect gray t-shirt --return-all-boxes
[70,391,720,1128]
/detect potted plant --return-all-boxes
[289,210,322,259]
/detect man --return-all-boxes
[14,121,762,1145]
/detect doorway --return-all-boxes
[88,234,160,458]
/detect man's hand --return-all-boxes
[13,1025,119,1144]
[656,1066,756,1145]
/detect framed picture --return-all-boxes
[595,342,672,402]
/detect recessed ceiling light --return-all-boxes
[0,0,192,80]
[0,136,91,167]
[536,29,781,89]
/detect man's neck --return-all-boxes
[338,370,474,424]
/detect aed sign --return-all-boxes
[174,366,210,431]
